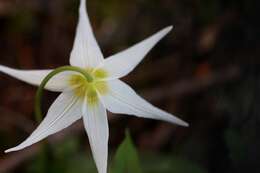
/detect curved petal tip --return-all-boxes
[181,121,189,127]
[5,148,16,153]
[166,25,173,32]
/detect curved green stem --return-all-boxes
[35,66,93,122]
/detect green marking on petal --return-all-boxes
[95,81,109,95]
[69,67,109,107]
[94,68,108,79]
[86,86,99,106]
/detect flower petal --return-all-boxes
[101,26,173,80]
[100,80,188,126]
[70,0,104,68]
[5,91,82,153]
[0,65,71,92]
[82,100,108,173]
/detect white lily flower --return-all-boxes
[0,0,188,173]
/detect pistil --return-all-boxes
[34,66,103,122]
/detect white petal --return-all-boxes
[70,0,104,68]
[100,80,188,126]
[0,65,72,92]
[5,91,82,153]
[101,26,173,80]
[82,100,108,173]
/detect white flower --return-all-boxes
[0,0,188,173]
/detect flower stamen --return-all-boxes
[69,68,109,107]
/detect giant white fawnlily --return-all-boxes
[0,0,188,173]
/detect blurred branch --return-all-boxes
[142,66,241,102]
[138,66,241,150]
[0,107,34,133]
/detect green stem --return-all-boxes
[35,66,93,122]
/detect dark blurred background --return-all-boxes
[0,0,259,173]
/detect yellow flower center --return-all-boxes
[69,68,109,106]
